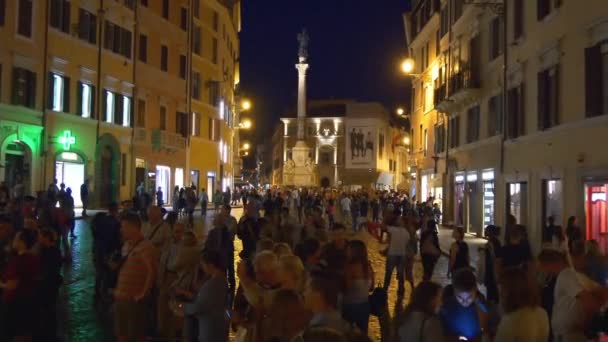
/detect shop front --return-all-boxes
[454,173,465,227]
[507,181,528,226]
[482,170,496,229]
[55,151,86,207]
[0,121,43,197]
[466,171,483,236]
[585,180,608,253]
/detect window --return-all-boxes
[18,0,33,38]
[208,81,219,106]
[180,8,188,31]
[121,153,127,186]
[135,99,145,128]
[440,6,448,38]
[104,21,132,58]
[423,129,428,156]
[507,84,525,139]
[159,106,166,130]
[584,42,608,117]
[488,93,503,136]
[466,105,480,143]
[537,0,550,20]
[213,11,219,31]
[139,34,147,62]
[513,0,524,40]
[451,0,463,24]
[209,118,220,141]
[160,45,168,72]
[78,9,97,44]
[212,38,218,64]
[449,116,460,148]
[80,83,95,117]
[12,67,36,108]
[176,112,188,137]
[0,0,5,26]
[193,0,200,18]
[162,0,169,19]
[104,90,115,123]
[50,0,71,33]
[192,25,201,55]
[436,30,441,56]
[48,73,70,113]
[538,66,559,130]
[470,35,481,86]
[191,71,201,100]
[434,123,445,154]
[122,96,131,127]
[179,55,186,79]
[191,112,201,136]
[489,16,504,60]
[419,124,423,149]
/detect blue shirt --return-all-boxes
[439,296,481,340]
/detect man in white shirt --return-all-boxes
[539,243,608,342]
[340,194,351,226]
[381,211,410,295]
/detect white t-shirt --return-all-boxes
[340,197,351,212]
[495,306,549,342]
[551,268,597,336]
[387,226,410,256]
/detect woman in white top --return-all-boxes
[495,267,549,342]
[398,281,444,342]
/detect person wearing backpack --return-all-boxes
[397,281,444,341]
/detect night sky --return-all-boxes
[239,0,413,149]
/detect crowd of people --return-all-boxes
[1,183,608,341]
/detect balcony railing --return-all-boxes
[449,65,480,95]
[434,84,447,107]
[150,129,186,151]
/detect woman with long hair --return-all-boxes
[342,239,374,333]
[420,219,441,281]
[494,267,549,341]
[397,281,444,341]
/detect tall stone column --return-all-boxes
[296,60,309,141]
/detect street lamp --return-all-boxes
[242,142,251,150]
[238,118,252,130]
[396,108,405,116]
[403,136,410,145]
[241,99,252,111]
[400,58,422,78]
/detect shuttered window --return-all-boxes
[537,66,559,130]
[12,67,36,108]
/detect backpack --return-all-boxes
[368,285,388,317]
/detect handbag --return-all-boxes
[369,284,388,317]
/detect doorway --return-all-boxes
[55,152,86,207]
[3,141,30,196]
[585,183,608,253]
[207,171,216,201]
[507,182,528,226]
[100,147,113,207]
[156,165,171,204]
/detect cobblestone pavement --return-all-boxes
[59,209,465,341]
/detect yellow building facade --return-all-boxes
[405,0,608,252]
[0,0,241,207]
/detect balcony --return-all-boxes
[435,64,481,113]
[150,129,186,152]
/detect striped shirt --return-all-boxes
[114,238,157,300]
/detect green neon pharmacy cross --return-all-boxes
[59,130,76,150]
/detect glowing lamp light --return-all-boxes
[403,136,411,145]
[241,100,252,111]
[242,143,251,150]
[401,58,415,74]
[59,130,76,150]
[397,108,405,115]
[240,119,252,129]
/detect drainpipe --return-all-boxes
[443,0,453,226]
[41,0,50,191]
[95,0,105,208]
[129,0,139,198]
[499,0,509,174]
[186,0,194,188]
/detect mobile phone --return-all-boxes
[459,337,468,341]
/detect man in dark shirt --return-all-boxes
[542,216,557,244]
[92,203,121,303]
[80,179,90,217]
[237,203,261,260]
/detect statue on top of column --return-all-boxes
[297,28,309,60]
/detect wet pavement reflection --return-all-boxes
[59,209,452,341]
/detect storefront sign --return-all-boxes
[59,130,76,150]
